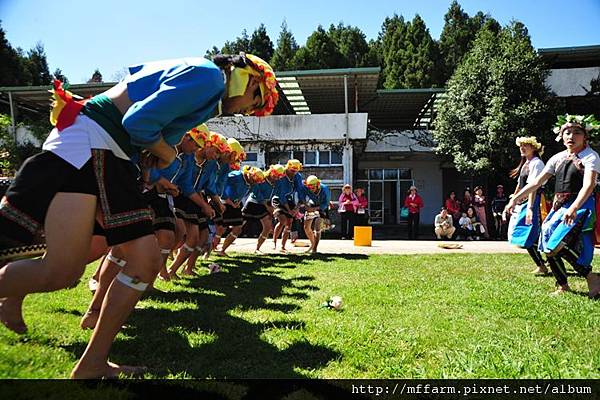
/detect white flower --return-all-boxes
[329,296,343,310]
[208,263,221,274]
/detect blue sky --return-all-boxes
[1,0,599,83]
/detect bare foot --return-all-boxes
[550,285,571,296]
[216,250,230,257]
[168,272,180,280]
[182,268,197,276]
[279,248,289,254]
[0,297,27,334]
[531,266,549,275]
[254,249,264,254]
[71,360,147,379]
[80,310,99,330]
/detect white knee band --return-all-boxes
[260,234,268,240]
[183,243,195,252]
[160,248,171,255]
[107,253,127,268]
[228,234,238,239]
[115,271,148,291]
[195,246,204,252]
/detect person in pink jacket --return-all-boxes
[338,184,359,239]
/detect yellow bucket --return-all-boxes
[353,226,372,246]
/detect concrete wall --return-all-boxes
[357,159,443,225]
[207,113,368,141]
[546,67,600,96]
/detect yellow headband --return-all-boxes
[266,164,285,178]
[210,132,231,153]
[226,138,246,161]
[304,175,321,190]
[188,124,211,147]
[228,53,279,116]
[286,159,302,172]
[242,165,265,183]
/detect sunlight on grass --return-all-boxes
[0,253,598,378]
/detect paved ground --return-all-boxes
[227,238,600,256]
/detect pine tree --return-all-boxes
[270,20,299,71]
[26,42,51,86]
[327,23,371,67]
[222,29,250,54]
[291,26,344,70]
[402,15,441,88]
[88,69,103,83]
[248,23,274,61]
[0,21,26,86]
[52,68,68,84]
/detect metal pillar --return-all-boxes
[8,91,16,140]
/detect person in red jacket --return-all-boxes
[444,191,461,221]
[404,185,424,239]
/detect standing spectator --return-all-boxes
[354,187,369,226]
[338,184,358,239]
[473,186,490,239]
[444,191,461,222]
[491,184,508,240]
[404,185,424,239]
[434,207,456,239]
[461,188,473,213]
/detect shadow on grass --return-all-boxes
[66,253,351,379]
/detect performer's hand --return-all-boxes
[218,202,226,214]
[202,203,216,219]
[525,208,533,225]
[563,206,578,226]
[156,178,179,197]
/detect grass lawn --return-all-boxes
[0,253,598,379]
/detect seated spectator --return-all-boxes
[457,211,476,240]
[434,207,456,240]
[466,205,485,240]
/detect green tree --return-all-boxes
[291,26,345,70]
[327,23,371,67]
[52,68,68,84]
[270,20,299,71]
[0,22,26,86]
[439,1,474,84]
[248,23,274,61]
[222,29,250,54]
[25,42,51,86]
[379,14,409,88]
[88,69,103,83]
[379,14,439,88]
[433,21,554,174]
[402,15,441,88]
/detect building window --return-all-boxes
[246,152,258,162]
[304,151,317,165]
[318,151,330,165]
[292,151,304,164]
[267,151,292,165]
[331,150,343,165]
